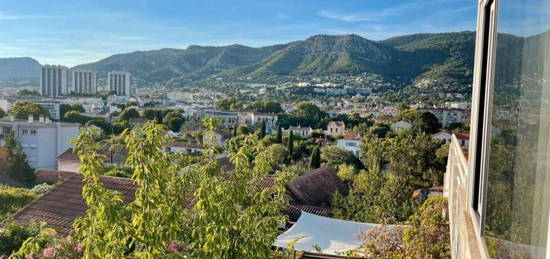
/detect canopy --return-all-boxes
[274,212,379,256]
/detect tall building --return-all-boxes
[71,70,97,95]
[40,65,68,97]
[0,116,79,169]
[108,72,131,97]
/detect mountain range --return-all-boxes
[72,31,479,88]
[0,57,41,80]
[4,30,547,89]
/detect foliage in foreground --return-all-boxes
[13,121,289,258]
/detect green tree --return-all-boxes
[10,102,50,120]
[60,104,85,120]
[287,130,294,161]
[214,97,241,110]
[276,124,283,143]
[259,121,266,139]
[399,110,441,134]
[0,222,41,257]
[63,111,92,124]
[15,122,288,258]
[309,145,321,169]
[403,197,450,258]
[247,101,283,113]
[163,111,185,132]
[320,146,358,169]
[0,132,35,186]
[291,101,326,127]
[118,107,140,121]
[0,108,5,119]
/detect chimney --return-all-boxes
[39,116,45,123]
[45,117,51,124]
[9,115,14,122]
[28,115,34,123]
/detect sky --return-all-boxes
[0,0,480,66]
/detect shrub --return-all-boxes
[0,185,36,221]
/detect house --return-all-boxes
[420,108,468,126]
[431,130,453,143]
[0,116,80,170]
[164,142,204,154]
[324,121,346,136]
[238,111,278,132]
[286,166,348,206]
[57,148,128,172]
[337,133,361,157]
[10,170,137,236]
[202,129,231,147]
[431,130,469,149]
[286,126,312,137]
[390,120,412,132]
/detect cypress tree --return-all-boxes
[309,145,321,169]
[276,124,282,143]
[287,131,294,161]
[233,127,238,137]
[259,121,266,139]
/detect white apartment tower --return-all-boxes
[71,70,97,95]
[108,71,131,97]
[40,65,69,97]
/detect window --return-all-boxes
[482,0,549,257]
[30,129,37,136]
[21,129,28,135]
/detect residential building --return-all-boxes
[446,1,549,258]
[108,71,131,97]
[0,98,62,120]
[390,120,412,132]
[325,121,345,136]
[40,65,68,97]
[286,126,312,137]
[336,133,361,156]
[238,111,278,132]
[71,70,97,95]
[0,116,79,169]
[197,109,239,126]
[420,108,468,126]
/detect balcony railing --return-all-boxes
[444,134,489,259]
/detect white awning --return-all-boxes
[274,212,379,256]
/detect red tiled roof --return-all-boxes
[36,170,78,184]
[10,172,137,236]
[286,166,348,206]
[455,133,470,140]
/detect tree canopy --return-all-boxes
[10,102,50,120]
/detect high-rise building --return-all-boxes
[40,65,68,97]
[71,70,97,95]
[108,71,131,97]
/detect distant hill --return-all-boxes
[0,57,41,79]
[67,30,550,89]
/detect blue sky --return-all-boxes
[0,0,479,66]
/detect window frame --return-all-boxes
[469,0,499,238]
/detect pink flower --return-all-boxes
[26,254,34,259]
[43,248,55,257]
[168,242,182,252]
[75,243,84,252]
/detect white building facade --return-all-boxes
[108,72,131,97]
[41,65,69,97]
[0,117,79,170]
[71,70,97,95]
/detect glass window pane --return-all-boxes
[485,0,550,258]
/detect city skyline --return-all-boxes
[0,0,478,66]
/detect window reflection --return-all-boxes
[485,0,549,258]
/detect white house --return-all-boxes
[390,120,412,132]
[287,126,312,137]
[325,121,346,136]
[238,111,278,132]
[0,116,80,170]
[337,133,361,157]
[431,130,469,149]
